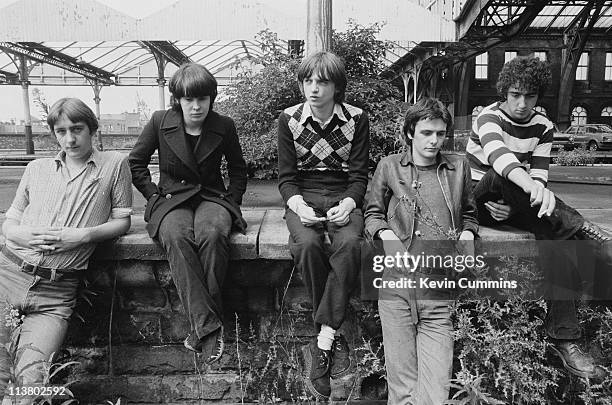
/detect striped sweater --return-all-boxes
[466,102,554,186]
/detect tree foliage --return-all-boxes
[332,20,391,78]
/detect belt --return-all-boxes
[1,246,81,282]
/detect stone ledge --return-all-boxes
[89,208,537,261]
[8,208,611,261]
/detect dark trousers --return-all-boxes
[285,188,363,330]
[473,169,585,340]
[157,197,231,340]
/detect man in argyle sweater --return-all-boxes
[277,51,369,400]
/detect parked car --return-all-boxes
[553,124,612,151]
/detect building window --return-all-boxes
[602,106,612,116]
[575,53,589,81]
[475,53,488,79]
[571,106,588,125]
[533,51,547,61]
[504,51,517,63]
[605,53,612,81]
[534,106,547,116]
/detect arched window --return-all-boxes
[571,106,588,125]
[602,106,612,117]
[471,106,484,125]
[534,106,547,116]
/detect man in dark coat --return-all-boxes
[129,63,247,363]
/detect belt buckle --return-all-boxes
[20,261,37,275]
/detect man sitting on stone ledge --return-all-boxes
[466,56,612,378]
[0,98,133,402]
[129,63,248,364]
[277,51,369,400]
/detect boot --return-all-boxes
[301,338,331,399]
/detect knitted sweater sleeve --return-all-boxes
[339,111,370,208]
[277,112,301,204]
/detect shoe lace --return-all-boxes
[560,342,592,362]
[566,342,581,355]
[317,350,330,368]
[582,223,611,242]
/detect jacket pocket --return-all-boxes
[144,194,161,222]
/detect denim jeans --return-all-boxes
[285,187,363,330]
[472,169,585,339]
[0,250,79,401]
[379,269,454,405]
[157,198,231,342]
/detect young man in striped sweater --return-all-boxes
[278,51,369,399]
[467,56,611,378]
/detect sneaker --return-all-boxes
[574,220,611,243]
[330,335,353,378]
[550,340,597,378]
[301,339,331,399]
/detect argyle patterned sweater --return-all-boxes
[277,102,370,208]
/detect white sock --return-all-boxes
[317,324,336,351]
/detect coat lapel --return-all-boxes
[161,111,200,178]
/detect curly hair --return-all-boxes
[496,56,552,99]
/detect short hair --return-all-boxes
[496,56,552,99]
[297,51,347,103]
[169,63,218,111]
[47,98,98,134]
[402,97,453,145]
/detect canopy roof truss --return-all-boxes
[0,39,277,87]
[385,0,612,81]
[462,0,612,40]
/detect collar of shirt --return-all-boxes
[299,102,348,129]
[54,148,99,171]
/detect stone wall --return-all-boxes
[1,211,537,403]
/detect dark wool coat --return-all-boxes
[129,109,248,238]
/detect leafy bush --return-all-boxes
[452,296,561,404]
[217,22,406,179]
[554,146,596,166]
[216,30,302,179]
